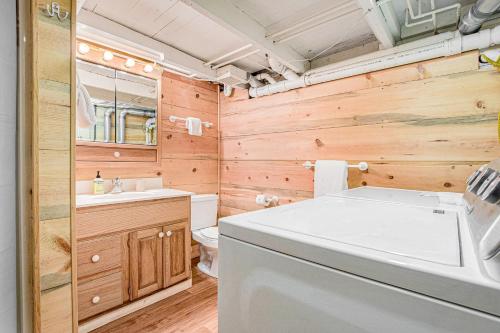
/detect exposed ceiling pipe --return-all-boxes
[255,73,277,84]
[459,0,500,34]
[118,110,156,144]
[248,75,265,88]
[249,26,500,98]
[267,56,300,80]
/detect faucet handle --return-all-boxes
[113,177,122,185]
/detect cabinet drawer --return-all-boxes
[78,234,122,279]
[78,272,123,321]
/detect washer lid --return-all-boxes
[243,196,461,266]
[200,226,219,240]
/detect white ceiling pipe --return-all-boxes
[459,0,500,34]
[249,26,500,98]
[255,73,277,84]
[268,56,300,81]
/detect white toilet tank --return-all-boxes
[191,194,218,231]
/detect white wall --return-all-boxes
[0,0,18,331]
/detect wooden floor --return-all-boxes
[93,266,218,333]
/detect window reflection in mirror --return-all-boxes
[76,60,158,146]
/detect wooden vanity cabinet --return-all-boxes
[76,196,191,322]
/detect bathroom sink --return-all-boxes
[76,188,193,208]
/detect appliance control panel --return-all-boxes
[464,158,500,261]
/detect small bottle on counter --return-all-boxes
[93,171,105,195]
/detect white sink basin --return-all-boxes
[76,188,193,208]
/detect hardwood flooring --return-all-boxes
[92,266,218,333]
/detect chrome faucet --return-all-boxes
[111,177,123,194]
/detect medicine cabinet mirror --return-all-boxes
[76,60,158,146]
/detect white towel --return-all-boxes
[76,74,96,128]
[314,160,348,198]
[186,117,202,136]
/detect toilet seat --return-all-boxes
[192,227,219,249]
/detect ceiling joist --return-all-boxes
[355,0,397,49]
[180,0,309,74]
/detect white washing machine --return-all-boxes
[218,160,500,333]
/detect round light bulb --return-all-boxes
[143,64,154,73]
[78,43,90,55]
[103,51,114,62]
[125,58,135,68]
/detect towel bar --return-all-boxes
[303,161,368,171]
[169,115,213,128]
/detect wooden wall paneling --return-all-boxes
[33,0,75,331]
[220,184,313,212]
[162,159,218,187]
[162,131,218,160]
[221,70,500,138]
[76,161,162,181]
[219,53,499,216]
[220,52,479,116]
[219,205,249,217]
[222,119,499,162]
[224,161,485,193]
[170,183,219,195]
[162,76,218,111]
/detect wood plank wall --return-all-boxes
[32,0,75,331]
[76,72,219,195]
[219,52,500,216]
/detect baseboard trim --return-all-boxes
[78,278,192,333]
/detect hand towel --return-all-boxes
[314,160,348,198]
[186,117,202,136]
[76,74,96,128]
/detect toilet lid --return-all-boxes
[201,227,219,240]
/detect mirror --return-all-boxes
[76,60,158,146]
[116,71,158,145]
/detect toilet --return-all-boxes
[191,194,219,278]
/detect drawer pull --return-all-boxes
[166,230,172,237]
[158,232,165,238]
[92,296,100,304]
[91,254,100,263]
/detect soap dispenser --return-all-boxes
[93,171,105,195]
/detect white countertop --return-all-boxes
[76,188,193,208]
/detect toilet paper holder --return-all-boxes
[303,161,368,171]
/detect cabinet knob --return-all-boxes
[113,151,121,158]
[91,254,100,263]
[166,231,172,237]
[158,232,165,238]
[92,296,100,304]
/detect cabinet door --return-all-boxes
[129,227,163,299]
[163,222,191,287]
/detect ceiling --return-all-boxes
[79,0,471,77]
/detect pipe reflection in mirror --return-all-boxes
[118,109,156,144]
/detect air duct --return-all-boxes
[249,27,500,98]
[459,0,500,34]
